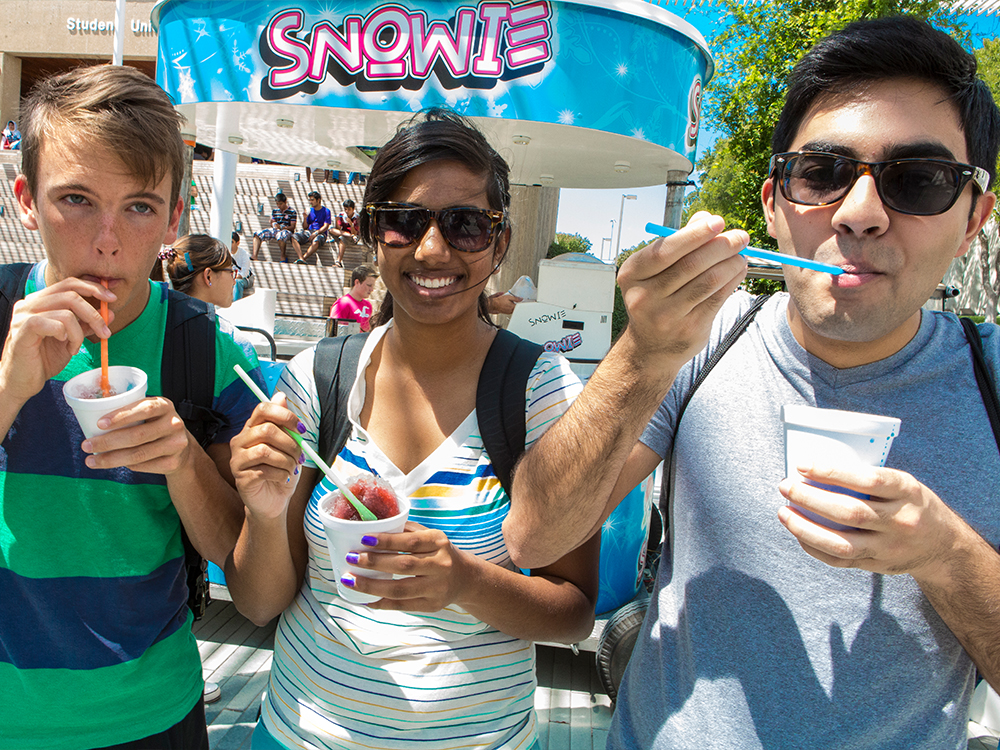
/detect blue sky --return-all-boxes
[555,4,1000,261]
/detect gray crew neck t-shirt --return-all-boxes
[610,292,1000,750]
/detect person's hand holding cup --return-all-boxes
[315,475,410,604]
[63,365,148,440]
[781,404,901,530]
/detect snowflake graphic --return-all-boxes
[176,69,196,102]
[615,62,629,78]
[232,40,251,74]
[315,1,353,19]
[488,98,508,117]
[193,20,210,42]
[630,127,647,141]
[557,109,575,125]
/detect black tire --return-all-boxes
[647,505,663,553]
[596,598,649,703]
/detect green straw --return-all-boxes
[233,364,377,521]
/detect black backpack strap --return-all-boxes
[315,333,370,465]
[662,294,771,509]
[476,328,544,497]
[162,289,224,448]
[161,289,223,621]
[314,328,540,498]
[0,263,34,357]
[960,317,1000,454]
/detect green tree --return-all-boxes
[683,138,745,228]
[976,37,1000,113]
[547,232,591,258]
[696,0,961,248]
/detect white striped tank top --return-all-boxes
[262,323,582,749]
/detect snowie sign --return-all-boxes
[152,0,712,187]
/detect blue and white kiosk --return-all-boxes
[150,0,713,690]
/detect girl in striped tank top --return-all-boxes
[228,109,600,750]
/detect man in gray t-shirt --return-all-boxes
[505,17,1000,749]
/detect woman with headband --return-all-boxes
[152,234,237,309]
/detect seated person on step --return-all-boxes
[252,192,303,263]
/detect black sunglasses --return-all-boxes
[768,151,990,216]
[365,203,505,253]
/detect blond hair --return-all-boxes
[19,65,185,202]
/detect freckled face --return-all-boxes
[15,135,182,331]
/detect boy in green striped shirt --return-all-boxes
[0,65,263,749]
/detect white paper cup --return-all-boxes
[316,484,409,604]
[62,366,148,439]
[781,404,901,530]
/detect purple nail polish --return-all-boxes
[298,453,306,465]
[345,552,360,565]
[361,535,378,547]
[297,421,307,435]
[340,574,355,587]
[294,467,299,475]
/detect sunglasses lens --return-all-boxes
[439,209,496,252]
[781,154,967,215]
[783,154,855,205]
[375,208,429,247]
[880,162,960,215]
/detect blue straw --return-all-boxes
[645,223,844,276]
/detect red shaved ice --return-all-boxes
[323,476,400,521]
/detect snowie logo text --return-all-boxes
[260,1,554,99]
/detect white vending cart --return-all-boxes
[506,253,616,383]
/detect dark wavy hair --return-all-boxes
[360,108,512,327]
[772,16,1000,192]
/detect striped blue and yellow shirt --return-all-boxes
[265,322,582,750]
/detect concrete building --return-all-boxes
[0,0,159,128]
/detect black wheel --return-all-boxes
[647,505,663,554]
[596,598,649,703]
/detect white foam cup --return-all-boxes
[781,404,901,530]
[62,366,149,439]
[316,484,410,604]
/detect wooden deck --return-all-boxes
[194,600,614,750]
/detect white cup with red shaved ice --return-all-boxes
[316,474,409,604]
[63,366,148,440]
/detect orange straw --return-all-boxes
[99,280,110,397]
